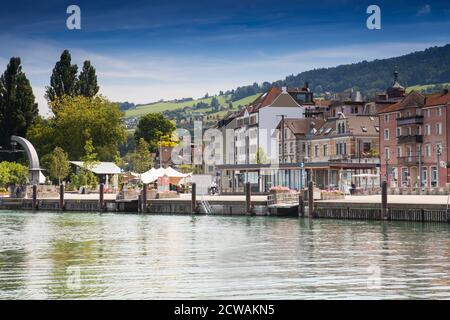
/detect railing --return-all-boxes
[398,134,423,144]
[397,156,420,165]
[396,115,424,126]
[267,192,300,205]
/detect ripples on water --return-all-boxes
[0,210,449,299]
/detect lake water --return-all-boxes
[0,210,449,299]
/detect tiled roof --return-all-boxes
[276,118,325,136]
[312,115,379,138]
[378,91,425,114]
[425,91,450,107]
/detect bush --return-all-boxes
[0,162,28,188]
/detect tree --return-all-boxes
[78,60,99,98]
[27,95,126,162]
[130,138,152,173]
[210,96,219,112]
[135,113,176,152]
[48,147,70,185]
[0,162,28,188]
[254,147,269,164]
[0,57,38,148]
[45,50,78,104]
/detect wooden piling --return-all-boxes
[298,193,304,217]
[245,182,252,215]
[308,181,314,217]
[381,181,388,220]
[142,183,148,213]
[32,185,37,211]
[99,183,104,213]
[191,182,197,213]
[59,184,65,211]
[138,194,142,213]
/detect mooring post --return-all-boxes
[245,182,252,215]
[191,182,197,213]
[32,184,37,211]
[298,193,304,217]
[59,184,65,211]
[99,183,104,213]
[142,183,148,214]
[308,181,314,218]
[381,181,388,220]
[137,194,142,213]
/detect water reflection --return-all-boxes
[0,211,449,299]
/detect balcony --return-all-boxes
[397,134,423,144]
[396,115,424,126]
[397,156,420,166]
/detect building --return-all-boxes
[306,114,380,190]
[217,85,316,193]
[378,89,450,189]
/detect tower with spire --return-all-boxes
[386,67,406,100]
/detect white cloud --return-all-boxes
[0,34,446,117]
[417,4,431,16]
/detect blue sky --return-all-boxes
[0,0,449,115]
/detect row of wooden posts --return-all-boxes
[29,180,389,217]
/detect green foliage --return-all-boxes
[27,95,126,162]
[46,50,79,103]
[48,147,70,184]
[78,60,99,98]
[254,147,269,164]
[0,57,38,148]
[135,113,176,152]
[127,138,153,173]
[0,162,28,187]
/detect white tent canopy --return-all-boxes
[140,167,188,184]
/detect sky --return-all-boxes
[0,0,449,116]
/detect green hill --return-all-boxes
[124,93,260,118]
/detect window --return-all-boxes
[431,166,438,187]
[384,114,389,123]
[384,147,390,160]
[407,127,412,135]
[361,126,367,133]
[436,123,442,135]
[396,127,401,137]
[314,145,319,158]
[437,107,442,117]
[375,126,380,132]
[397,146,402,157]
[384,129,390,140]
[425,124,431,135]
[425,144,431,157]
[323,145,328,157]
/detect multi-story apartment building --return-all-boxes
[217,84,315,192]
[307,114,380,189]
[379,89,450,189]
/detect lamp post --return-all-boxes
[436,145,442,188]
[384,150,390,186]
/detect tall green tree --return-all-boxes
[130,138,152,173]
[135,113,176,152]
[48,147,70,185]
[78,60,99,98]
[0,57,38,148]
[45,50,78,104]
[27,95,126,161]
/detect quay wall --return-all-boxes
[1,197,449,223]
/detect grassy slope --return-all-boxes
[124,93,261,118]
[406,82,450,93]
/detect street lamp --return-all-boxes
[436,145,442,188]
